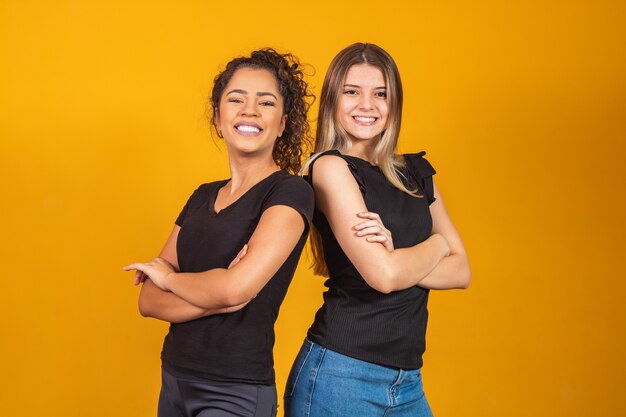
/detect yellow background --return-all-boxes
[1,1,625,416]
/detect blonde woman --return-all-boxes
[284,43,471,417]
[125,49,314,417]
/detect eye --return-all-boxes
[343,89,358,96]
[375,91,387,98]
[227,97,244,104]
[259,100,276,107]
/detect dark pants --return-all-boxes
[158,368,277,417]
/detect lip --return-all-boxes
[234,121,263,136]
[352,115,379,126]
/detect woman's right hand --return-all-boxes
[228,244,248,268]
[124,257,176,290]
[353,211,394,252]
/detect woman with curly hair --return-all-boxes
[284,43,470,417]
[124,48,314,417]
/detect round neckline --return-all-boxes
[341,154,380,169]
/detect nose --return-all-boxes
[358,94,374,110]
[240,100,260,117]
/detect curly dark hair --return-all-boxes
[208,48,314,174]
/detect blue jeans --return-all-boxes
[284,339,433,417]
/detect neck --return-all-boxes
[226,153,280,194]
[344,137,378,164]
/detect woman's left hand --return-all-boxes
[124,257,176,290]
[353,211,394,252]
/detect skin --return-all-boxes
[124,68,306,322]
[218,64,470,291]
[315,64,470,293]
[336,63,390,155]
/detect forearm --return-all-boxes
[415,181,471,290]
[416,252,471,290]
[382,234,448,292]
[139,279,243,323]
[165,269,248,309]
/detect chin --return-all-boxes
[348,132,380,142]
[235,146,261,155]
[234,143,273,157]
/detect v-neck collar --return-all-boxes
[209,170,283,215]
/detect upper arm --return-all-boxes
[158,225,180,271]
[312,155,395,291]
[223,204,307,304]
[429,181,467,259]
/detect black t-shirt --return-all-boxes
[307,150,436,369]
[161,170,314,385]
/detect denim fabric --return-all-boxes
[284,339,433,417]
[158,368,277,417]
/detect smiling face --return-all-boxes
[335,64,389,146]
[216,67,287,158]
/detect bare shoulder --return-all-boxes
[311,154,352,184]
[314,153,348,169]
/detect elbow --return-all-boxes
[138,297,152,318]
[369,281,395,294]
[220,293,250,308]
[457,264,472,289]
[447,252,471,290]
[376,285,395,295]
[137,283,158,318]
[213,281,254,308]
[363,264,397,294]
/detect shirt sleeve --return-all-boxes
[404,152,437,204]
[175,185,206,226]
[261,175,315,231]
[305,150,367,194]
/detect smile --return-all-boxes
[353,116,378,124]
[235,122,262,135]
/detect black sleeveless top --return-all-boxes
[306,150,436,369]
[161,171,314,384]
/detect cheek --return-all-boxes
[337,104,351,123]
[216,105,228,127]
[336,97,349,114]
[380,104,390,123]
[337,112,350,131]
[267,112,283,131]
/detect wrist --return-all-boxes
[162,272,176,292]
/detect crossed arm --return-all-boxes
[125,205,306,323]
[313,155,470,293]
[414,183,471,289]
[130,155,469,323]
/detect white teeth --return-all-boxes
[236,125,260,133]
[354,116,376,123]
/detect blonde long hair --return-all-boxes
[303,43,422,276]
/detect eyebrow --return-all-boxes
[343,84,386,89]
[226,89,278,100]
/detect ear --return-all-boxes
[214,109,224,137]
[278,114,287,137]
